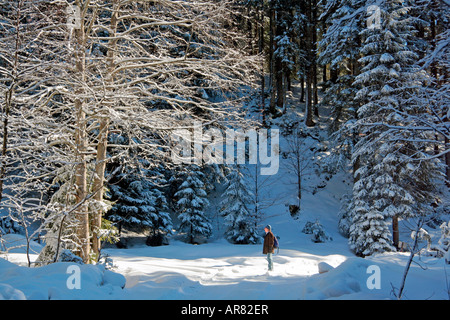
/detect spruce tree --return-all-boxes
[175,168,212,244]
[221,166,259,244]
[349,0,442,256]
[107,171,173,242]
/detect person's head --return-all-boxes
[264,225,271,233]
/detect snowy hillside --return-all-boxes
[1,110,448,300]
[1,182,448,300]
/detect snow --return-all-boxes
[1,169,448,300]
[0,256,125,300]
[1,232,448,300]
[0,233,43,255]
[0,102,448,301]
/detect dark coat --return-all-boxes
[263,231,275,254]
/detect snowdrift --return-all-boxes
[1,245,448,300]
[0,257,125,300]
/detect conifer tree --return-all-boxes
[349,0,442,256]
[175,168,212,244]
[107,172,173,242]
[221,166,259,244]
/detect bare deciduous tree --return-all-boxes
[2,0,261,263]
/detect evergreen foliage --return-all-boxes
[107,169,173,244]
[348,0,443,256]
[175,167,212,244]
[221,166,260,244]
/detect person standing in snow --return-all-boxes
[263,225,274,271]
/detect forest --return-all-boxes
[0,0,448,272]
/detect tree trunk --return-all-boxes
[312,2,319,114]
[304,0,315,127]
[91,0,118,260]
[268,5,277,115]
[330,66,338,84]
[74,98,89,263]
[0,90,12,203]
[297,159,302,207]
[258,7,265,115]
[276,56,284,110]
[445,136,450,188]
[73,6,90,264]
[0,0,22,203]
[300,75,305,102]
[282,73,288,114]
[91,118,109,258]
[275,8,284,111]
[392,215,399,250]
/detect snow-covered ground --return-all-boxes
[1,107,448,300]
[1,173,448,300]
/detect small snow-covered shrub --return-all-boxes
[337,194,352,237]
[58,249,84,264]
[439,221,450,250]
[438,221,450,263]
[412,221,450,262]
[302,220,333,243]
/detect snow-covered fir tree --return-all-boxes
[349,0,443,256]
[349,159,397,256]
[175,167,212,244]
[220,166,259,244]
[273,31,298,113]
[302,220,333,243]
[107,170,173,243]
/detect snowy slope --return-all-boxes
[100,162,448,300]
[1,106,449,300]
[1,167,447,300]
[0,175,448,300]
